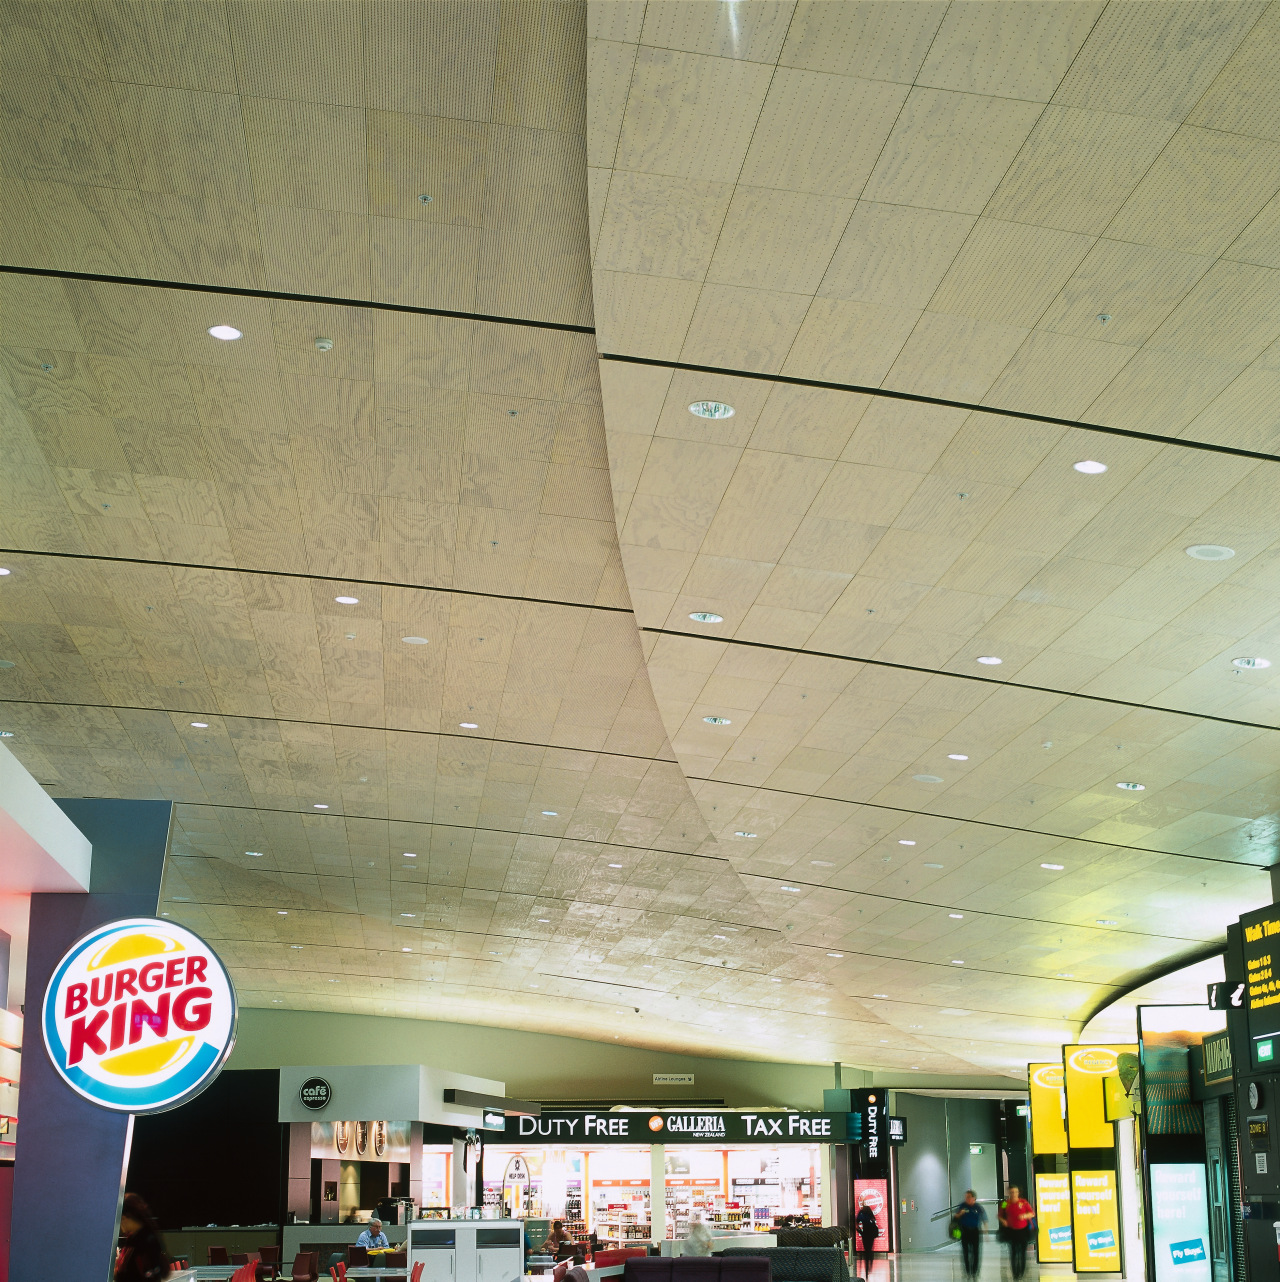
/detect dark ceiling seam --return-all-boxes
[0,548,634,615]
[1078,940,1225,1029]
[1,696,675,765]
[599,351,1280,466]
[645,625,1280,734]
[0,264,596,335]
[686,774,1270,871]
[9,697,1245,866]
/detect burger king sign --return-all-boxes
[43,917,237,1113]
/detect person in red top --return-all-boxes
[999,1186,1036,1279]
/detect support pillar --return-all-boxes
[650,1143,666,1243]
[10,799,171,1282]
[287,1122,311,1220]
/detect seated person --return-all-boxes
[356,1218,391,1251]
[540,1221,572,1257]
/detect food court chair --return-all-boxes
[210,1246,231,1265]
[231,1262,260,1282]
[347,1246,368,1267]
[257,1245,281,1282]
[232,1255,252,1266]
[386,1252,407,1268]
[287,1251,319,1282]
[411,1264,425,1282]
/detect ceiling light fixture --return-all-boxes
[689,612,723,623]
[290,944,303,949]
[312,803,328,809]
[781,886,801,893]
[190,721,208,728]
[246,851,264,857]
[0,569,10,576]
[459,722,478,729]
[402,947,412,953]
[827,952,843,958]
[0,661,16,669]
[208,325,241,340]
[542,810,558,816]
[913,773,943,783]
[335,595,359,604]
[811,859,833,866]
[924,862,944,869]
[277,910,288,915]
[873,993,888,998]
[949,913,964,919]
[1096,919,1117,926]
[537,919,550,923]
[1057,972,1074,978]
[401,913,415,918]
[734,830,758,837]
[1186,545,1235,560]
[1116,782,1145,791]
[1073,460,1108,474]
[689,401,734,419]
[704,716,731,725]
[402,636,429,645]
[0,732,13,738]
[1234,656,1271,669]
[1041,862,1064,870]
[947,754,969,760]
[951,959,964,965]
[899,840,916,846]
[402,852,417,858]
[977,656,1002,665]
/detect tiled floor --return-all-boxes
[862,1250,1067,1282]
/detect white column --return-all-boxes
[651,1143,667,1242]
[821,1145,835,1227]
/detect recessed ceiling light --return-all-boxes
[827,952,843,958]
[689,612,724,622]
[401,913,415,917]
[1073,460,1107,474]
[976,656,1002,665]
[402,851,417,858]
[0,661,16,669]
[714,934,728,940]
[189,721,208,728]
[689,401,734,419]
[1096,919,1117,926]
[459,722,478,729]
[873,993,888,998]
[1041,862,1064,870]
[781,886,801,893]
[1116,781,1145,791]
[949,913,964,919]
[924,862,943,869]
[489,951,501,956]
[911,1066,920,1070]
[1057,972,1074,978]
[402,947,412,953]
[0,569,10,576]
[312,803,328,809]
[538,919,550,923]
[542,810,558,816]
[277,910,288,915]
[734,830,758,837]
[402,636,429,644]
[272,998,283,1003]
[246,851,264,857]
[0,731,13,738]
[290,944,303,949]
[335,595,359,604]
[947,754,968,761]
[1234,656,1271,669]
[704,716,731,725]
[769,977,782,983]
[1186,544,1235,560]
[913,773,943,783]
[328,978,340,982]
[608,863,624,869]
[951,959,964,965]
[208,325,242,340]
[811,859,833,866]
[898,840,916,846]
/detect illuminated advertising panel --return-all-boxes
[1035,1172,1072,1263]
[853,1179,889,1251]
[1065,1045,1135,1150]
[1072,1170,1121,1272]
[1029,1062,1067,1154]
[1150,1165,1211,1282]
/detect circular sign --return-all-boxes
[649,1115,665,1132]
[299,1077,332,1111]
[356,1120,368,1154]
[1250,1081,1262,1109]
[43,916,237,1114]
[374,1120,387,1156]
[335,1120,350,1154]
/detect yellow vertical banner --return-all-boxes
[1028,1063,1067,1154]
[1064,1046,1136,1150]
[1035,1173,1072,1262]
[1072,1170,1121,1271]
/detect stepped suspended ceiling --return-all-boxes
[3,0,1280,1082]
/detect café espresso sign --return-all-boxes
[43,918,237,1113]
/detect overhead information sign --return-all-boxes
[504,1110,848,1145]
[1029,1063,1067,1155]
[1242,906,1280,1037]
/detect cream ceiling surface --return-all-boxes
[0,0,1273,1084]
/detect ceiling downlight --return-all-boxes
[689,401,734,419]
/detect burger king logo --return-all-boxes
[1068,1047,1118,1075]
[43,917,237,1114]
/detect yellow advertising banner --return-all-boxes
[1029,1062,1067,1155]
[1064,1045,1136,1150]
[1035,1172,1073,1262]
[1072,1170,1122,1272]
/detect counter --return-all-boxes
[168,1226,281,1267]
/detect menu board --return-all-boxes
[1150,1165,1211,1282]
[1035,1173,1073,1263]
[1072,1170,1121,1272]
[1065,1046,1135,1151]
[1242,906,1280,1038]
[1029,1063,1067,1155]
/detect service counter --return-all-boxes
[283,1222,409,1261]
[168,1226,281,1266]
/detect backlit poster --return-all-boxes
[1072,1170,1121,1272]
[1029,1063,1067,1154]
[1150,1165,1211,1282]
[1035,1173,1072,1263]
[853,1179,888,1252]
[1065,1045,1136,1150]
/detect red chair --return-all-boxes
[231,1261,260,1282]
[258,1245,281,1282]
[211,1246,231,1265]
[411,1264,425,1282]
[347,1246,368,1267]
[288,1252,320,1282]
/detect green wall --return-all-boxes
[228,1008,1017,1103]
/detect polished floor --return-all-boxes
[863,1250,1073,1282]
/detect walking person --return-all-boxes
[855,1197,880,1278]
[952,1190,988,1278]
[999,1187,1036,1280]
